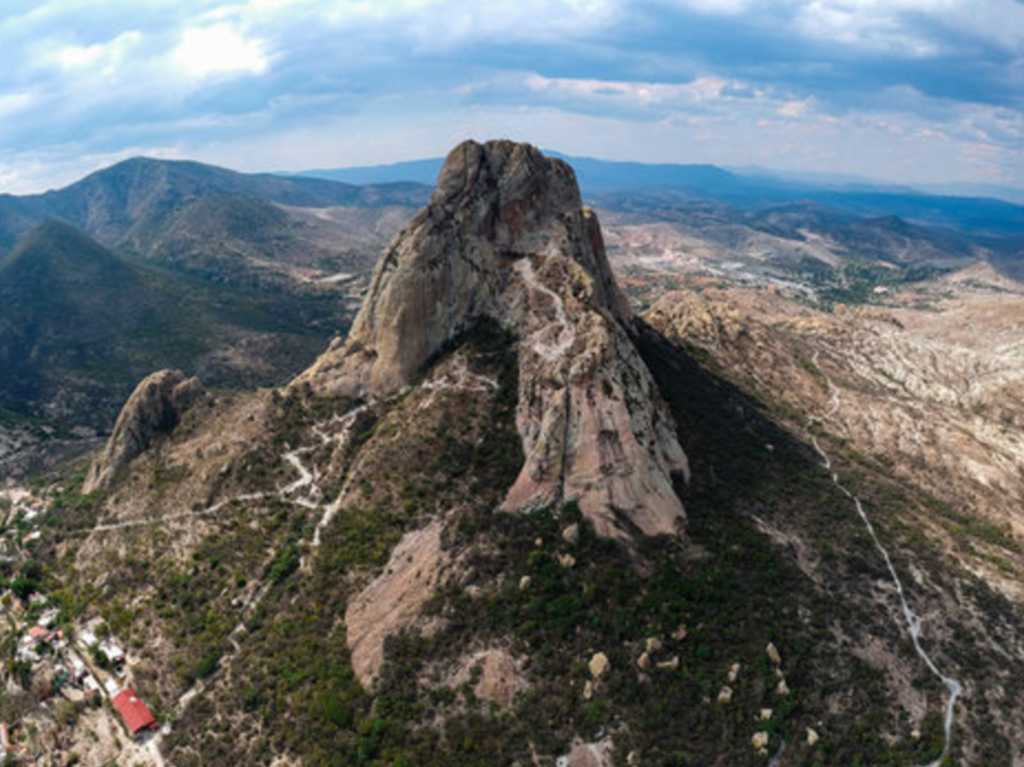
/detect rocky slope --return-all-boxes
[5,142,1024,767]
[645,264,1024,600]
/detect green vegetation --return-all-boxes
[31,319,1022,765]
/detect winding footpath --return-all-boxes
[810,353,962,767]
[52,404,370,764]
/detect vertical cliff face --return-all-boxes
[297,140,688,539]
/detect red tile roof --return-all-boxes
[28,626,48,641]
[112,688,156,734]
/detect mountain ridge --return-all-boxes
[294,151,1024,236]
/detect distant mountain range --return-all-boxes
[296,152,1024,237]
[0,157,428,256]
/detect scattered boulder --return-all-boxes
[559,553,577,569]
[589,652,610,679]
[582,680,594,700]
[759,708,773,721]
[717,686,733,704]
[562,524,580,545]
[558,738,615,767]
[83,369,204,493]
[656,656,679,671]
[636,652,651,670]
[806,727,820,746]
[751,731,769,754]
[519,575,532,591]
[766,642,782,667]
[672,625,688,641]
[645,637,663,654]
[776,679,790,697]
[728,662,741,683]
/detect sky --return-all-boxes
[0,0,1022,194]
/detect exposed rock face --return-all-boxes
[344,519,449,688]
[83,370,204,493]
[561,737,615,767]
[451,648,528,707]
[297,140,689,539]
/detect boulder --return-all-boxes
[728,662,741,683]
[562,523,580,545]
[588,652,610,679]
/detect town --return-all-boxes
[1,481,162,765]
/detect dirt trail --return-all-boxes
[810,353,962,767]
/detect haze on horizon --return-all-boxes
[1,0,1022,195]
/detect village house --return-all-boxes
[99,638,126,666]
[78,627,97,647]
[36,607,59,628]
[111,688,156,738]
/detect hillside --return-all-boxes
[0,157,426,301]
[0,158,429,252]
[0,220,331,452]
[2,142,1020,767]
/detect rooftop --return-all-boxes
[112,689,156,735]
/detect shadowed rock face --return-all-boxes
[83,369,204,493]
[297,139,688,539]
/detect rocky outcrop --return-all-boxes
[296,140,689,539]
[344,519,449,688]
[451,648,528,707]
[83,370,204,493]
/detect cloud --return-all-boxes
[48,30,143,76]
[0,91,39,119]
[173,24,269,78]
[0,0,1020,192]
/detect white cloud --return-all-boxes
[172,23,269,79]
[523,73,751,106]
[777,97,814,118]
[0,91,38,118]
[671,0,753,14]
[49,30,143,77]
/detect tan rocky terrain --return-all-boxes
[2,142,1023,767]
[644,263,1024,600]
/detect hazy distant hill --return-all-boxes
[0,158,430,280]
[297,152,1024,236]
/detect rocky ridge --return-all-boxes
[297,140,689,539]
[83,369,204,493]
